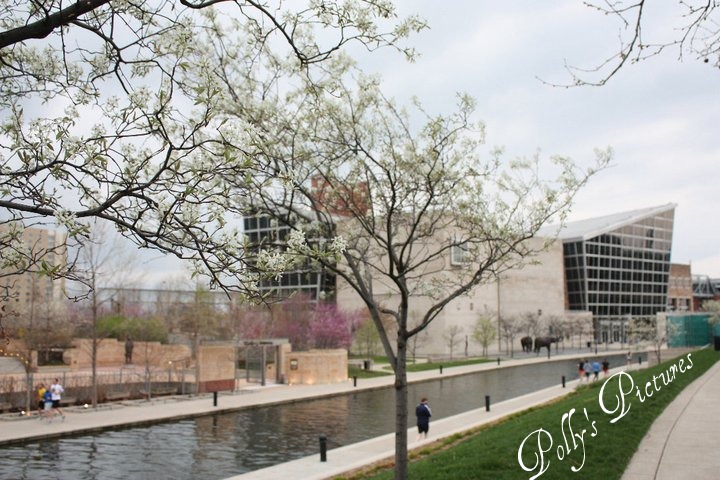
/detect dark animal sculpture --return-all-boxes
[520,336,533,353]
[534,336,558,355]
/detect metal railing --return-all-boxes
[0,366,198,412]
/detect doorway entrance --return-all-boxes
[236,339,288,386]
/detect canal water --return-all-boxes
[0,353,633,480]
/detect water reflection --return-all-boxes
[0,354,633,480]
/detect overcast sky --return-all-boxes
[140,1,719,286]
[359,0,719,276]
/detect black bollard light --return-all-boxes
[485,395,490,412]
[439,365,443,374]
[319,436,327,462]
[562,375,566,388]
[497,357,501,366]
[213,391,218,407]
[353,375,357,387]
[639,357,642,366]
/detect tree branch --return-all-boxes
[0,0,112,49]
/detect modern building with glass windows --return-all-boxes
[245,202,678,354]
[242,215,336,301]
[557,204,676,344]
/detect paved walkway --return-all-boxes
[230,376,588,480]
[621,358,720,480]
[1,348,711,479]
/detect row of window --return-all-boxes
[566,249,670,264]
[244,229,290,245]
[566,281,668,295]
[244,217,280,231]
[604,216,674,237]
[582,256,670,271]
[568,291,667,305]
[669,277,693,288]
[668,298,691,311]
[568,285,667,304]
[564,257,670,275]
[586,305,664,317]
[565,268,669,284]
[587,292,667,303]
[259,271,325,288]
[586,237,672,253]
[568,276,669,288]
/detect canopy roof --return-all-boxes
[539,203,676,242]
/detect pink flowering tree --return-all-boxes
[309,303,359,350]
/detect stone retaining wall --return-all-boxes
[284,349,347,385]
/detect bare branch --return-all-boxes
[549,1,720,87]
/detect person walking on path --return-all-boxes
[36,383,46,417]
[591,360,601,381]
[416,397,432,440]
[626,351,632,366]
[578,360,586,382]
[602,359,610,377]
[583,361,593,382]
[49,378,66,421]
[43,388,54,422]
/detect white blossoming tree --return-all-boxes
[703,300,720,326]
[0,1,425,302]
[627,316,672,365]
[209,60,610,476]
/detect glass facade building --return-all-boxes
[243,215,335,301]
[559,204,675,344]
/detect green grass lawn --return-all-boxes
[347,348,719,480]
[349,355,391,363]
[349,366,393,379]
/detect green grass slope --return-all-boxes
[352,348,718,480]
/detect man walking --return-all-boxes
[591,360,601,381]
[49,378,66,421]
[415,397,432,440]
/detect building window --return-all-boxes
[450,241,471,266]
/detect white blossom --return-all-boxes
[286,229,307,253]
[329,235,347,254]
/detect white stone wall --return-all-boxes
[337,237,568,357]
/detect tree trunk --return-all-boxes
[92,341,98,407]
[394,337,409,480]
[91,290,99,408]
[24,370,31,414]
